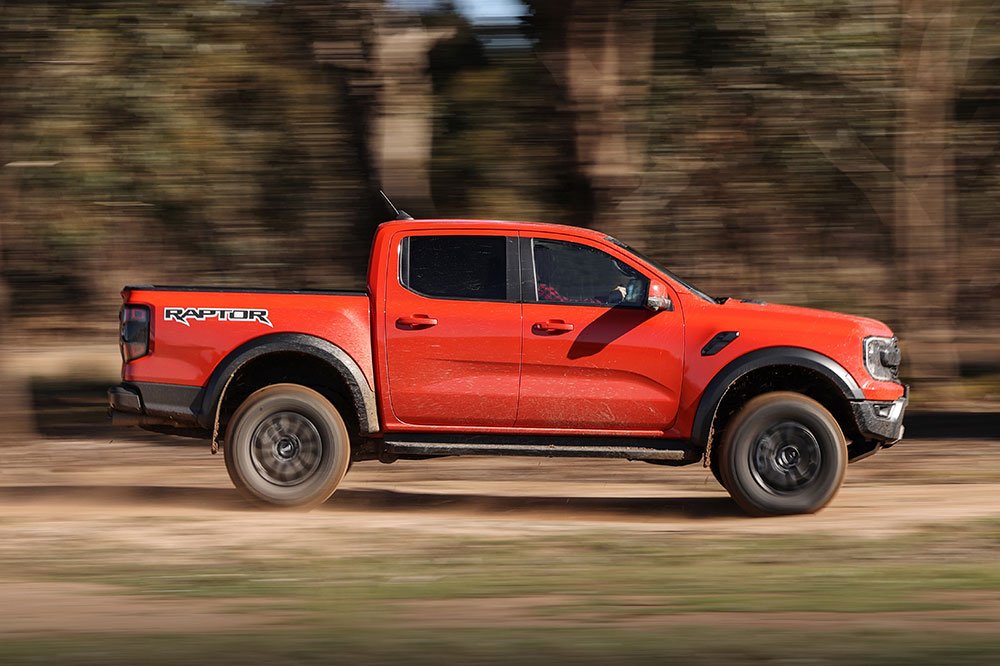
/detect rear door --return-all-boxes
[384,230,521,426]
[516,233,684,431]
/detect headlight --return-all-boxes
[863,336,900,381]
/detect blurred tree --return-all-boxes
[2,0,374,307]
[525,0,655,232]
[425,2,584,222]
[0,0,36,442]
[371,14,456,214]
[523,0,998,384]
[0,0,997,406]
[0,176,36,443]
[288,0,456,218]
[895,0,960,383]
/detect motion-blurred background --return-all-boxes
[1,6,1000,664]
[1,0,998,438]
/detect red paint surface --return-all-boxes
[122,219,906,438]
[121,290,374,390]
[382,228,521,426]
[515,229,684,430]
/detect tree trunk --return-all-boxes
[802,0,961,386]
[896,0,961,384]
[369,21,455,216]
[301,1,452,219]
[0,176,37,445]
[533,0,655,231]
[0,1,38,444]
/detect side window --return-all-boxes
[532,239,648,307]
[400,235,508,301]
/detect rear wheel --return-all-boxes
[224,384,350,510]
[719,392,846,516]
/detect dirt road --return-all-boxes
[1,424,999,663]
[2,430,998,538]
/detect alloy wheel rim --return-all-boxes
[749,420,822,494]
[250,411,323,486]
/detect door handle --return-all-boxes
[533,320,574,333]
[397,315,438,328]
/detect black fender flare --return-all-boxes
[197,333,379,434]
[690,346,863,446]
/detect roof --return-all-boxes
[375,218,610,241]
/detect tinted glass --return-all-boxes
[402,235,507,301]
[532,239,647,307]
[606,235,715,303]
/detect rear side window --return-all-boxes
[400,235,507,301]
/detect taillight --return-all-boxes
[120,304,150,362]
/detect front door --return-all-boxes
[384,231,521,426]
[517,235,684,431]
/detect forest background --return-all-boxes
[1,0,998,438]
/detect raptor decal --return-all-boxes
[163,307,272,327]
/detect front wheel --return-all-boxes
[224,384,350,510]
[718,392,846,516]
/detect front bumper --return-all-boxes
[852,384,908,444]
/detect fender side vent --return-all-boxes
[702,331,740,356]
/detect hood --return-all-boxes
[717,298,895,339]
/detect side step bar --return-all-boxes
[381,437,701,464]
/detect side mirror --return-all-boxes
[645,280,673,312]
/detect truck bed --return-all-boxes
[120,285,374,390]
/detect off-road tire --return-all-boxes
[224,384,350,510]
[718,392,847,516]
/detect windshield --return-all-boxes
[605,236,715,303]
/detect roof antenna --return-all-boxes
[379,190,413,221]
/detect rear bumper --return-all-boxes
[108,384,142,415]
[852,384,908,444]
[108,381,204,428]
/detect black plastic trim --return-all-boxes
[701,331,740,356]
[198,333,378,434]
[507,235,521,303]
[124,285,364,296]
[140,382,203,421]
[691,346,864,446]
[387,431,688,449]
[382,432,701,464]
[108,381,203,427]
[519,236,536,302]
[852,385,908,442]
[108,384,142,414]
[384,440,697,463]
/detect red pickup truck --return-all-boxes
[109,219,906,516]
